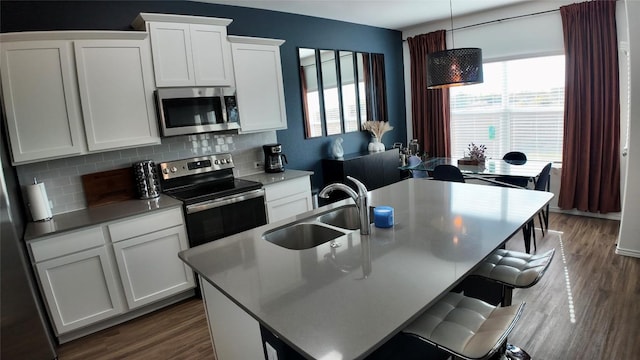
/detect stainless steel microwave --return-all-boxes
[156,87,240,137]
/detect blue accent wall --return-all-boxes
[1,0,406,189]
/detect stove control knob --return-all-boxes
[214,159,220,165]
[221,159,228,164]
[170,166,178,173]
[227,158,233,163]
[162,168,169,175]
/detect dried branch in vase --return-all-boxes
[362,121,393,140]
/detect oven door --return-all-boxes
[184,189,267,247]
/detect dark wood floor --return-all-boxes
[57,212,640,360]
[56,298,215,360]
[505,213,640,360]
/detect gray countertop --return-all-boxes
[24,169,313,241]
[240,169,313,186]
[24,195,183,241]
[179,179,554,359]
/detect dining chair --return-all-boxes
[529,162,553,250]
[432,165,465,183]
[402,292,525,360]
[407,155,428,178]
[496,151,529,188]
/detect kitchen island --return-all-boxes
[179,179,553,359]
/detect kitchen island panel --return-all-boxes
[180,179,553,359]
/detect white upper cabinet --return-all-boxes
[190,24,234,86]
[133,13,234,87]
[228,36,287,133]
[147,22,193,86]
[0,32,160,165]
[74,39,158,151]
[0,40,85,163]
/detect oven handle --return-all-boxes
[185,189,265,214]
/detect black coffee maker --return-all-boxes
[263,144,288,173]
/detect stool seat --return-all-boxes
[473,249,555,288]
[403,292,525,360]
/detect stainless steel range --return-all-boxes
[159,154,267,248]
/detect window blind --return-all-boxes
[450,55,565,162]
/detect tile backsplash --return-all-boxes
[16,132,277,215]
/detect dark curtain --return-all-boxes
[558,0,621,213]
[300,66,311,138]
[407,30,450,158]
[371,53,387,122]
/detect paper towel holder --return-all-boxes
[27,177,53,222]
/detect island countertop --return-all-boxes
[179,179,553,359]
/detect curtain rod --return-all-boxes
[404,8,559,40]
[450,8,558,31]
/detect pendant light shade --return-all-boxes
[427,47,483,89]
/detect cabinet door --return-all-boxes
[148,22,194,86]
[190,24,234,86]
[35,246,124,334]
[231,41,287,133]
[0,41,84,163]
[266,193,313,223]
[74,39,160,151]
[112,225,195,309]
[264,177,313,223]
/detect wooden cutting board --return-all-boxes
[82,167,136,207]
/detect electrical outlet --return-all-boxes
[254,161,263,169]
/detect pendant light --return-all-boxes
[427,0,483,89]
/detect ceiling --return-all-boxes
[196,0,531,30]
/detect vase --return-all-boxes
[368,137,385,152]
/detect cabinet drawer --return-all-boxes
[108,207,183,243]
[30,227,105,263]
[264,176,310,202]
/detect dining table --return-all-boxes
[402,157,549,180]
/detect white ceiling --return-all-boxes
[196,0,531,30]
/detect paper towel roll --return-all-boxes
[27,182,52,221]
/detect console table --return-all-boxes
[321,148,401,204]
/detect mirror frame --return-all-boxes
[298,48,387,139]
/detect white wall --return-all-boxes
[401,0,629,221]
[616,0,640,258]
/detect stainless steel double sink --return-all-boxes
[262,205,363,250]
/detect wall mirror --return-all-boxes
[298,48,387,138]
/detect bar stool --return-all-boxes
[471,248,556,359]
[403,292,525,360]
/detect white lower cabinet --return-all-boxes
[264,176,313,223]
[112,225,194,309]
[35,245,125,334]
[28,207,194,339]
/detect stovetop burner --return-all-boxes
[165,178,263,205]
[158,154,263,204]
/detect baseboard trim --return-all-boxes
[549,207,621,221]
[57,290,195,344]
[615,247,640,258]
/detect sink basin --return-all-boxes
[263,223,345,250]
[316,205,361,230]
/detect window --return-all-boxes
[450,55,565,162]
